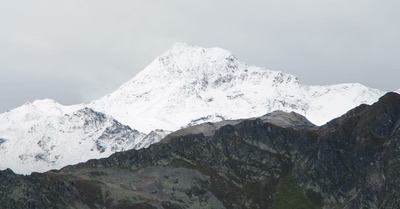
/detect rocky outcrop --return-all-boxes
[1,92,400,209]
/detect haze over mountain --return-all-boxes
[0,43,390,174]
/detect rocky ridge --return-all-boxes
[1,92,399,208]
[0,43,388,174]
[0,100,167,174]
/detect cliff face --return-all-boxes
[1,93,400,209]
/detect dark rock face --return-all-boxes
[0,138,6,146]
[1,92,400,209]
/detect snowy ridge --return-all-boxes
[0,102,167,174]
[89,43,385,133]
[0,43,392,174]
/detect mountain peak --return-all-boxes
[166,42,234,59]
[168,42,203,52]
[1,43,389,175]
[154,43,238,78]
[0,99,81,123]
[89,44,383,133]
[30,98,58,105]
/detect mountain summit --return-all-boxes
[0,43,388,174]
[89,43,384,133]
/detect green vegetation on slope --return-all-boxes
[272,177,323,209]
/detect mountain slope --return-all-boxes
[1,92,399,209]
[0,100,166,174]
[89,43,384,133]
[0,43,387,174]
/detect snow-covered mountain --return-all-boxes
[89,43,385,133]
[0,43,389,174]
[0,99,167,174]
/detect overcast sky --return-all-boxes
[0,0,399,113]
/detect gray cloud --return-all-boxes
[1,0,399,112]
